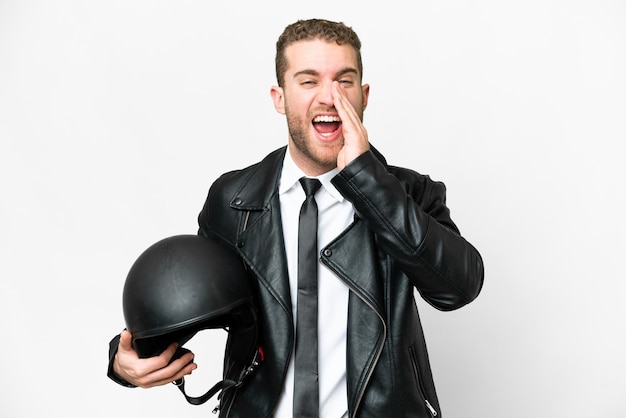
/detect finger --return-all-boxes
[119,329,133,351]
[332,82,356,114]
[161,341,179,360]
[139,353,197,388]
[332,82,362,132]
[332,82,350,115]
[137,342,185,372]
[146,363,196,388]
[152,346,195,377]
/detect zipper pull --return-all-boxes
[425,399,438,417]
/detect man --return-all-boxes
[109,18,484,417]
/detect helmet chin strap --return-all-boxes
[172,346,263,407]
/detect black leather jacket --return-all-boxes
[197,146,484,417]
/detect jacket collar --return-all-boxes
[229,147,287,211]
[230,144,388,211]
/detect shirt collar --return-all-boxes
[278,146,345,203]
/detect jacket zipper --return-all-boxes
[333,278,387,418]
[320,230,387,417]
[409,346,438,417]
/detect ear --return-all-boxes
[361,83,370,110]
[270,86,285,115]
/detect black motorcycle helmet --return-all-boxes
[122,234,262,406]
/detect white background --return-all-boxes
[1,1,625,417]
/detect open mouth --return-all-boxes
[312,115,342,137]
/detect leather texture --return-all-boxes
[196,145,484,418]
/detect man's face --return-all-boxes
[271,39,369,175]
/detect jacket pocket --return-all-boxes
[408,345,438,417]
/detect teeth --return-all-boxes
[313,115,341,123]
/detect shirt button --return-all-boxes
[323,249,332,257]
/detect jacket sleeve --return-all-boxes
[331,150,484,311]
[107,333,136,388]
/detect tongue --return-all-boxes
[313,122,341,134]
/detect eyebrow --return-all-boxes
[292,67,359,79]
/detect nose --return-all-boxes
[316,81,334,106]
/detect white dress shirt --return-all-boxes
[273,148,353,418]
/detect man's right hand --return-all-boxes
[113,329,197,388]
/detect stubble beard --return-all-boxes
[286,110,340,172]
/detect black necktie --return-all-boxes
[293,177,322,418]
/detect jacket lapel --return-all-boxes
[229,147,293,313]
[323,215,387,412]
[323,219,385,314]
